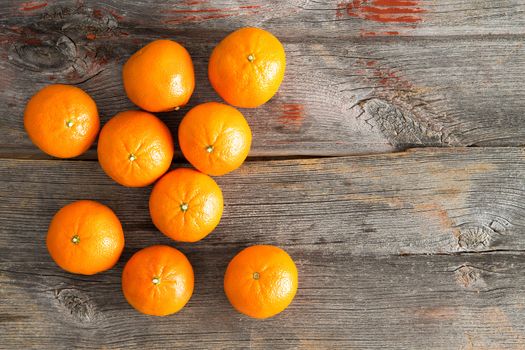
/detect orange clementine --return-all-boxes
[46,200,124,275]
[123,40,195,112]
[224,245,298,319]
[97,110,174,187]
[178,102,252,176]
[122,245,194,316]
[208,27,286,108]
[149,168,223,242]
[24,84,99,158]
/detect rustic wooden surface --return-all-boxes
[1,0,525,157]
[1,0,525,349]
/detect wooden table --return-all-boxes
[1,1,524,349]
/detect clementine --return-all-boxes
[46,200,124,275]
[123,39,195,112]
[122,245,194,316]
[208,27,286,108]
[224,245,298,319]
[97,110,174,187]
[24,84,99,158]
[149,168,223,242]
[178,102,252,176]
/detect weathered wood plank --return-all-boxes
[1,1,524,158]
[1,2,525,348]
[0,148,523,258]
[1,148,524,348]
[2,0,525,37]
[2,246,525,348]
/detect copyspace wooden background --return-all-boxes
[1,1,524,349]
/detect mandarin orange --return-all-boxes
[46,200,124,275]
[208,27,286,108]
[224,245,298,319]
[24,84,99,158]
[178,102,252,176]
[97,110,174,187]
[122,245,194,316]
[123,40,195,112]
[149,168,223,242]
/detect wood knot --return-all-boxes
[458,226,494,250]
[454,265,486,289]
[54,288,97,324]
[8,31,108,83]
[9,34,76,72]
[7,4,123,82]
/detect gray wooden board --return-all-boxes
[2,0,525,36]
[1,148,525,349]
[1,147,524,256]
[1,0,525,158]
[2,250,525,349]
[1,0,525,348]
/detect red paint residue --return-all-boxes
[86,33,96,40]
[165,13,235,24]
[92,8,124,21]
[372,0,419,5]
[339,0,362,17]
[84,49,108,66]
[171,5,260,13]
[364,14,421,22]
[279,104,304,127]
[23,37,42,45]
[239,5,261,9]
[360,6,424,14]
[165,4,260,23]
[0,36,10,45]
[97,56,108,66]
[337,0,425,24]
[108,9,124,21]
[336,2,346,18]
[170,8,226,13]
[373,67,412,89]
[360,30,400,36]
[20,1,47,11]
[8,26,24,34]
[355,59,414,92]
[362,30,399,36]
[92,8,103,18]
[182,0,208,5]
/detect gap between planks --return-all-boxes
[2,145,521,162]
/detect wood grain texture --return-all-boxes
[2,250,525,349]
[1,148,524,256]
[2,1,525,348]
[1,0,524,158]
[2,0,525,37]
[1,148,525,349]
